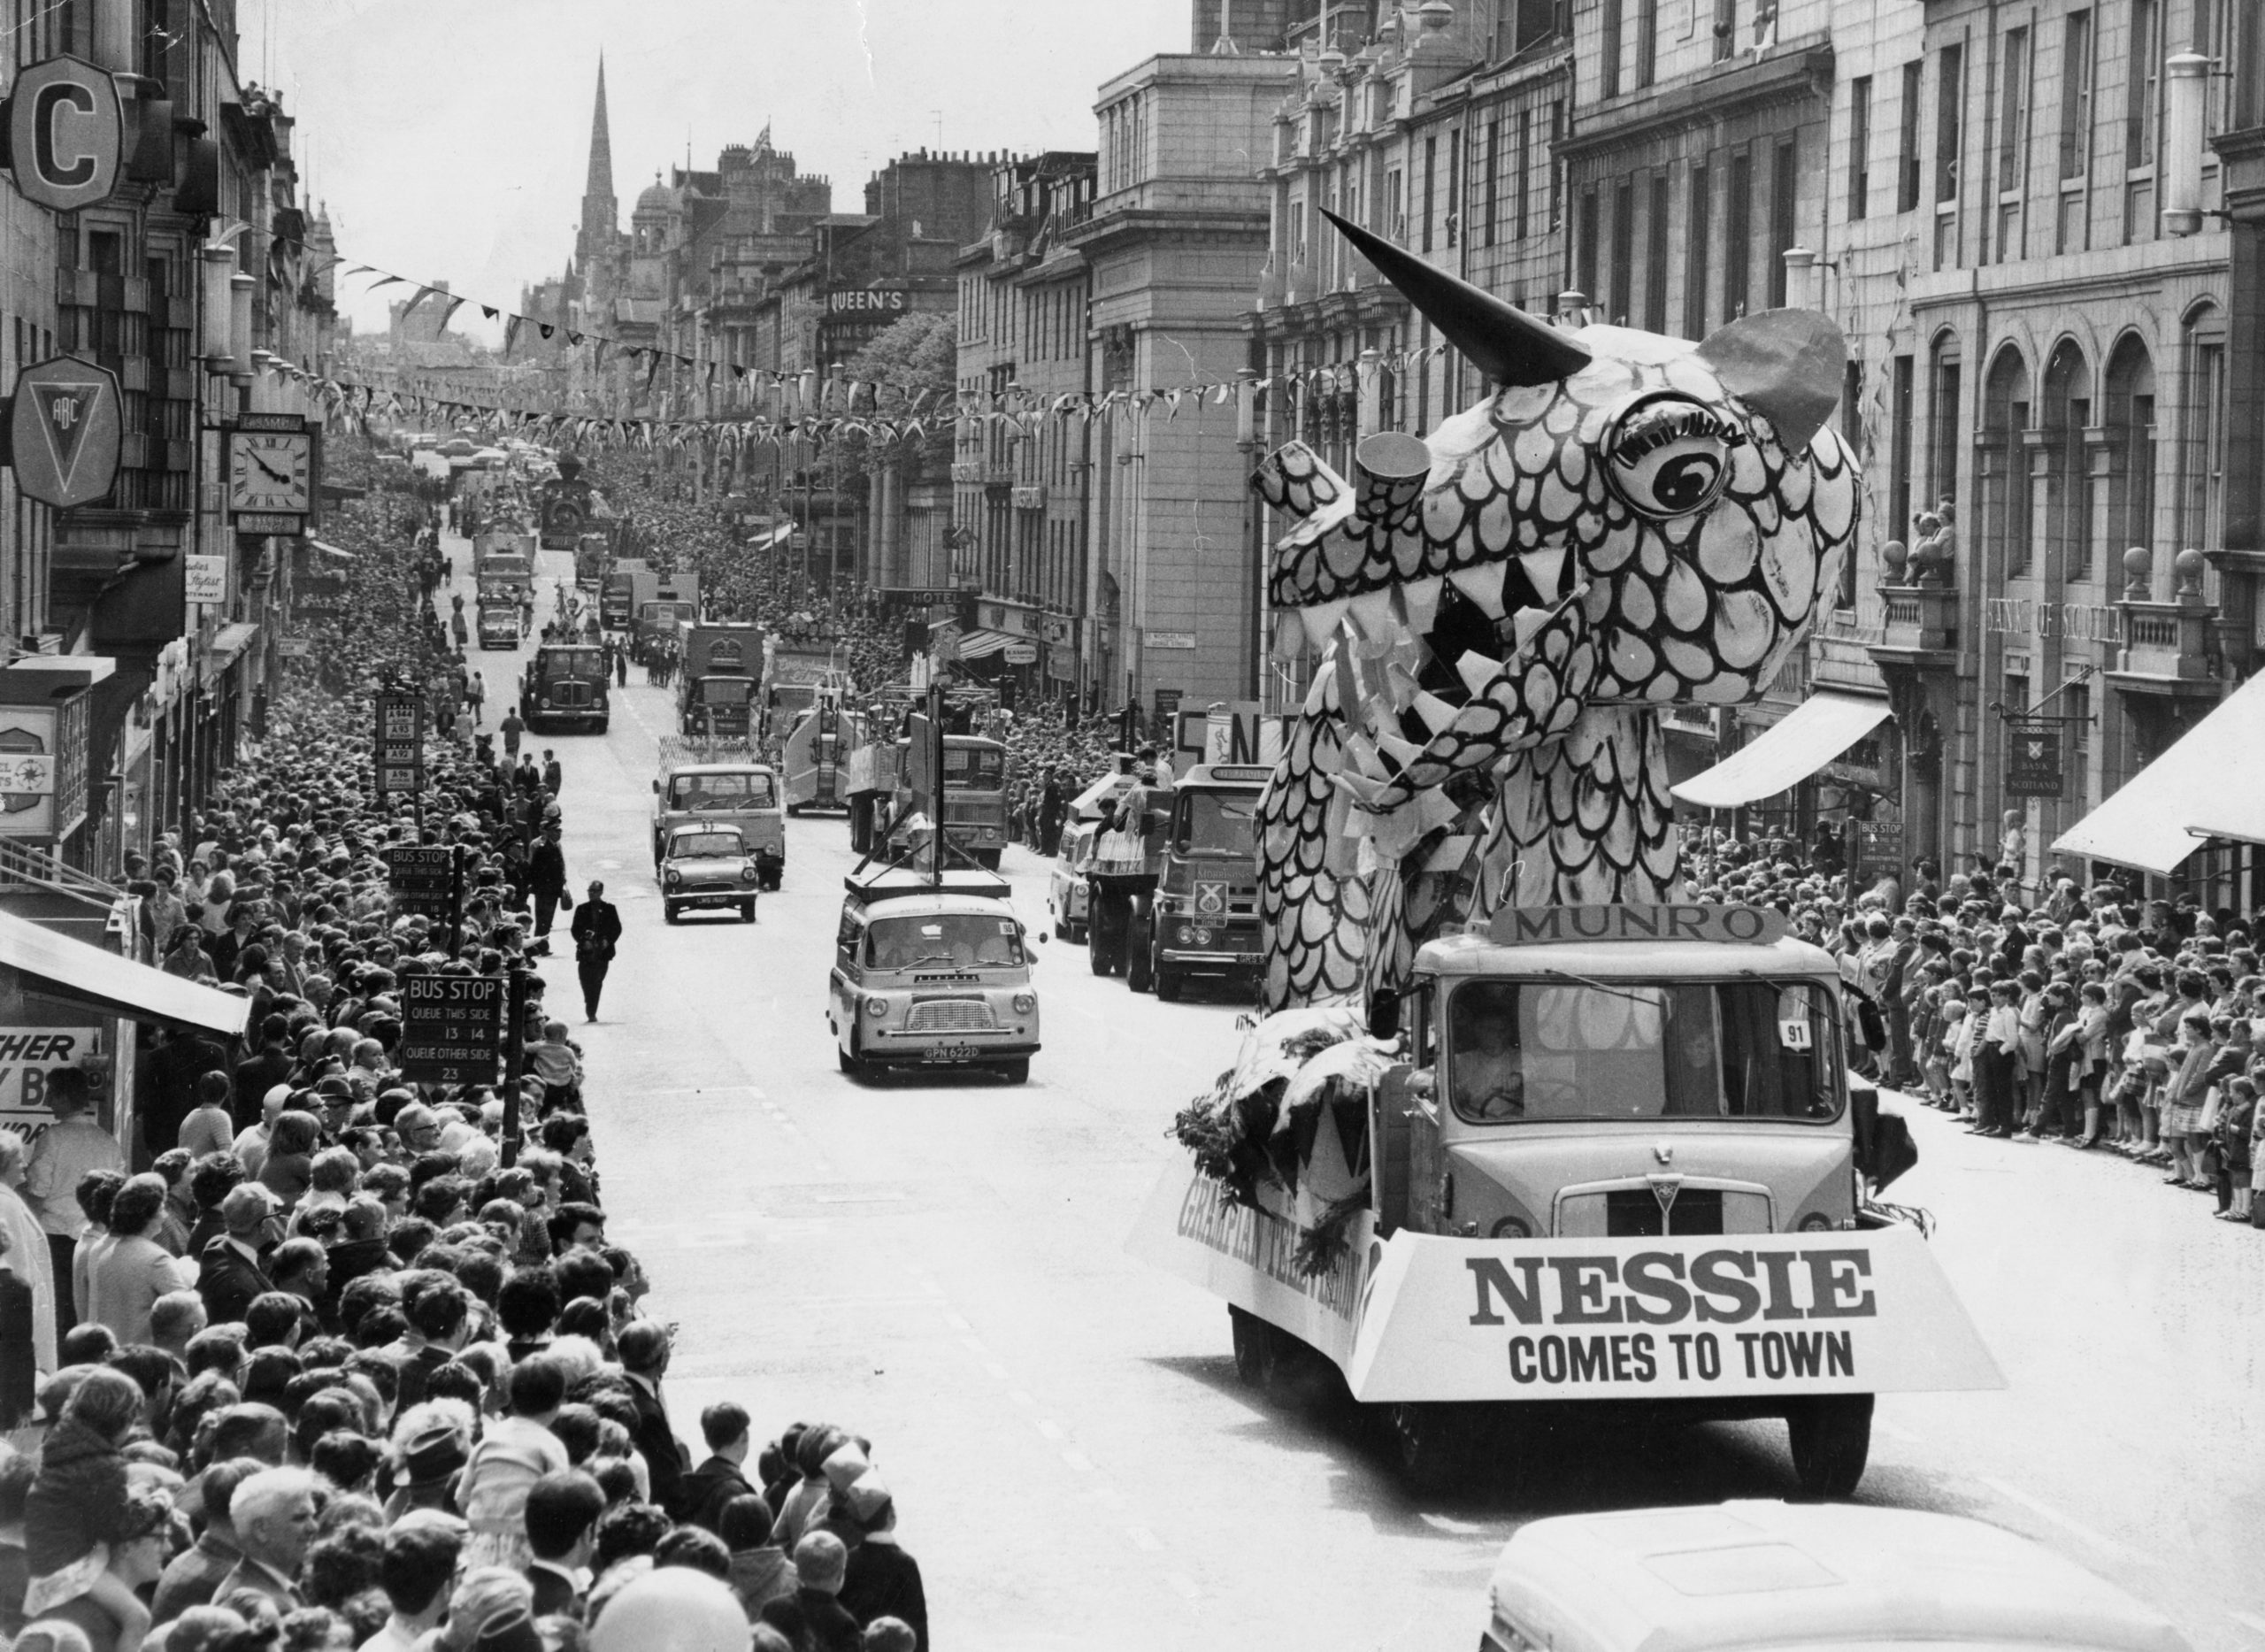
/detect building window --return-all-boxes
[1386,167,1403,240]
[1601,0,1622,97]
[1724,150,1752,318]
[1889,353,1916,543]
[1514,109,1532,241]
[1995,27,2030,261]
[2181,306,2228,555]
[2058,10,2094,252]
[2042,341,2091,582]
[1422,137,1439,251]
[1644,171,1670,334]
[1684,161,1711,336]
[1769,138,1797,306]
[1577,186,1600,300]
[2066,680,2091,766]
[1848,76,1872,219]
[1611,179,1635,322]
[1928,334,1962,515]
[1899,60,1924,211]
[1935,42,1964,204]
[1636,0,1659,88]
[1985,348,2032,577]
[1484,119,1501,246]
[1549,102,1565,229]
[1447,128,1464,248]
[1713,0,1736,61]
[2125,0,2160,242]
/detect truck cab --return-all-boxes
[887,734,1009,869]
[1124,763,1266,1002]
[827,865,1040,1084]
[676,624,763,737]
[651,761,785,887]
[520,644,609,734]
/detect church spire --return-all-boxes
[585,55,613,205]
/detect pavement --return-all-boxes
[452,528,2265,1652]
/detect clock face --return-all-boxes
[228,430,312,513]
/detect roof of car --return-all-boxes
[1488,1502,2188,1652]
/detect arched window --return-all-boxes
[2102,335,2156,579]
[2179,304,2228,556]
[2040,340,2091,583]
[1982,345,2031,581]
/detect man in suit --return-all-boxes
[524,1470,605,1621]
[196,1183,278,1327]
[681,1402,757,1534]
[569,880,623,1022]
[216,1465,319,1614]
[618,1319,689,1518]
[529,826,570,937]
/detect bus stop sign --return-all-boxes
[7,57,123,211]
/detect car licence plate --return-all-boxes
[923,1043,978,1064]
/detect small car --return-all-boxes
[1048,818,1098,942]
[659,823,760,924]
[1485,1502,2190,1652]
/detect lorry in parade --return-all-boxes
[1134,901,2002,1495]
[650,749,785,886]
[519,643,610,735]
[1076,757,1268,1002]
[632,574,702,662]
[827,864,1040,1084]
[763,637,849,740]
[886,732,1010,869]
[675,622,764,737]
[780,695,856,814]
[599,560,652,631]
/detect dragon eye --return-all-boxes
[1603,394,1741,519]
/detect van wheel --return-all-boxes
[995,1057,1030,1084]
[1786,1394,1873,1498]
[1386,1402,1483,1494]
[1230,1306,1284,1388]
[838,1042,864,1078]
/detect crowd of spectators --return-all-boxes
[1685,826,2265,1226]
[0,444,927,1652]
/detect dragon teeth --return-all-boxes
[1411,691,1460,736]
[1301,595,1350,642]
[1400,574,1444,634]
[1347,588,1399,641]
[1508,606,1552,654]
[1376,733,1423,771]
[1271,607,1308,659]
[1455,649,1506,697]
[1446,562,1509,619]
[1520,546,1567,598]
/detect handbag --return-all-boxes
[2199,1085,2224,1134]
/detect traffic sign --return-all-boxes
[8,356,121,508]
[398,974,506,1086]
[6,56,123,211]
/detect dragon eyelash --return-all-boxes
[1609,403,1745,461]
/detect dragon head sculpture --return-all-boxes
[1253,211,1860,1011]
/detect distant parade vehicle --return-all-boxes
[536,455,598,549]
[780,694,855,815]
[1481,1502,2190,1652]
[474,597,518,650]
[763,635,849,737]
[676,622,764,738]
[1076,758,1268,1002]
[1046,818,1099,943]
[1134,903,2002,1495]
[657,822,763,925]
[650,754,784,888]
[520,642,610,735]
[827,864,1040,1084]
[886,732,1009,870]
[599,559,650,630]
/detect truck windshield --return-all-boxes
[669,772,775,809]
[541,650,602,677]
[1446,978,1840,1125]
[945,746,1006,790]
[865,913,1024,970]
[1175,790,1257,856]
[671,832,742,858]
[695,679,755,705]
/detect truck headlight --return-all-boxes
[1011,993,1036,1013]
[982,827,999,841]
[864,996,889,1018]
[1176,925,1194,944]
[1192,926,1213,946]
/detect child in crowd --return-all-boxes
[21,1368,153,1652]
[526,1021,583,1116]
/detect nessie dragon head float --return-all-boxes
[1255,211,1860,1010]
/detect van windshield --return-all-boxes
[865,913,1024,970]
[1447,979,1840,1125]
[693,679,755,705]
[669,772,775,809]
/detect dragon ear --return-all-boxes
[1321,209,1590,388]
[1694,308,1847,451]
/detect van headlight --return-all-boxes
[1011,993,1036,1013]
[864,996,890,1018]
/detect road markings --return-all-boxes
[1979,1477,2161,1567]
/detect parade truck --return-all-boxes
[887,733,1010,869]
[676,622,764,738]
[1078,760,1268,1002]
[843,724,903,856]
[1133,902,2003,1496]
[473,534,535,600]
[573,529,616,590]
[599,561,653,631]
[781,698,856,814]
[762,639,848,741]
[537,457,596,549]
[519,642,610,734]
[633,574,702,661]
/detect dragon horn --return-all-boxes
[1321,209,1590,388]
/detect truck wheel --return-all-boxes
[1785,1394,1873,1498]
[1155,963,1183,1003]
[1088,906,1117,975]
[1230,1306,1283,1388]
[1126,916,1154,994]
[977,848,1002,870]
[995,1057,1030,1084]
[1385,1402,1484,1494]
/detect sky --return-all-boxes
[260,0,1195,343]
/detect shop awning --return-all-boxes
[208,623,259,667]
[2055,671,2265,873]
[955,628,1013,660]
[0,909,250,1037]
[1670,691,1893,810]
[308,540,357,560]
